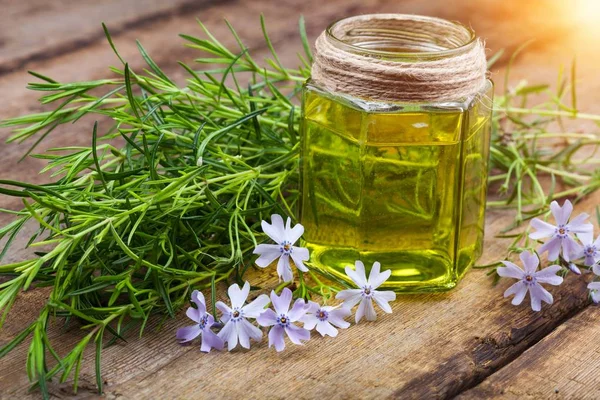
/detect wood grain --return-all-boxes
[0,0,599,399]
[458,306,600,399]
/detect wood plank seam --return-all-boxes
[0,0,237,77]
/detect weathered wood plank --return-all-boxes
[0,0,220,75]
[0,0,599,399]
[458,306,600,399]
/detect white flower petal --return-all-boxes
[271,287,292,315]
[504,281,527,305]
[355,298,376,323]
[216,301,232,323]
[262,214,286,243]
[301,314,319,330]
[588,282,600,291]
[561,236,583,262]
[529,218,556,239]
[368,262,392,289]
[240,319,262,345]
[539,237,562,261]
[372,291,394,313]
[497,261,524,279]
[277,255,294,282]
[529,284,553,312]
[328,308,351,329]
[316,320,338,337]
[228,282,250,309]
[345,261,367,287]
[551,200,572,226]
[254,244,282,268]
[290,247,310,272]
[519,251,539,274]
[218,321,238,351]
[336,289,363,308]
[242,294,270,318]
[285,217,304,245]
[534,265,563,285]
[568,213,593,234]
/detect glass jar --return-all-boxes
[300,15,493,292]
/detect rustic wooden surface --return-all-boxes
[1,0,600,399]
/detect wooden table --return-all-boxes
[1,0,600,398]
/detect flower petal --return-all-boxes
[242,294,270,318]
[254,244,282,268]
[262,214,285,243]
[288,298,309,322]
[186,306,201,323]
[285,324,310,345]
[568,263,582,275]
[336,289,363,308]
[567,212,593,234]
[277,255,294,283]
[534,265,563,285]
[551,200,572,226]
[316,320,338,337]
[237,319,262,349]
[504,281,527,305]
[529,218,556,239]
[200,328,224,352]
[538,237,562,261]
[356,298,377,323]
[345,261,367,287]
[176,325,201,343]
[218,321,238,351]
[594,263,600,276]
[328,308,351,329]
[561,236,583,262]
[191,290,206,310]
[591,290,600,304]
[589,282,600,290]
[285,217,305,245]
[585,255,596,267]
[271,287,292,315]
[228,282,250,309]
[301,314,319,330]
[368,262,392,289]
[216,301,231,323]
[372,291,394,313]
[268,325,286,352]
[519,251,539,274]
[497,261,524,279]
[256,308,279,327]
[529,284,553,312]
[290,247,310,272]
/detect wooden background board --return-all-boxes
[1,0,600,398]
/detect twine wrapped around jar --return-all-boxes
[311,14,488,103]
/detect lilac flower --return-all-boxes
[253,214,310,282]
[256,288,310,351]
[300,301,351,337]
[336,261,396,323]
[497,251,563,312]
[216,282,270,351]
[574,234,600,267]
[588,282,600,303]
[176,290,224,352]
[529,200,593,261]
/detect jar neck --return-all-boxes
[311,14,487,103]
[325,14,476,62]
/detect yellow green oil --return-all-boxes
[300,82,493,292]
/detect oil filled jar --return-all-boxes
[300,14,493,292]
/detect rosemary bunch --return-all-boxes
[487,48,600,227]
[0,17,311,397]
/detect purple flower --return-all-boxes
[176,290,224,352]
[574,234,600,267]
[335,261,396,323]
[497,251,563,312]
[256,288,310,351]
[300,301,351,337]
[253,214,310,282]
[588,282,600,303]
[216,281,270,351]
[529,200,593,261]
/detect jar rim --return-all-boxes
[325,14,477,60]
